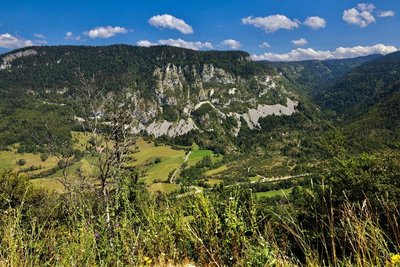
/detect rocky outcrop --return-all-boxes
[241,98,298,129]
[133,62,299,138]
[0,49,38,70]
[201,64,235,84]
[146,119,198,137]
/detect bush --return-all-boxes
[16,159,26,166]
[154,157,162,164]
[40,153,49,162]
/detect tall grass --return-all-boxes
[0,179,399,266]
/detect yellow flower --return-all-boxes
[390,254,400,266]
[143,256,152,265]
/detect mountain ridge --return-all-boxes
[0,45,319,153]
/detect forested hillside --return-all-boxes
[0,45,322,156]
[259,52,400,152]
[259,54,381,95]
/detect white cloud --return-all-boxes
[33,33,46,39]
[0,33,34,48]
[260,42,270,48]
[85,26,127,39]
[251,44,397,61]
[158,39,213,50]
[221,39,241,49]
[149,14,193,34]
[343,3,376,27]
[292,38,308,46]
[137,39,213,50]
[303,16,326,29]
[136,40,156,47]
[378,10,395,17]
[65,31,82,41]
[242,15,299,33]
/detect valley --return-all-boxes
[1,45,397,199]
[0,44,399,266]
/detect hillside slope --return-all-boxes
[0,45,321,153]
[258,54,381,96]
[315,52,400,150]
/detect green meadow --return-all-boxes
[0,148,59,175]
[255,187,293,198]
[204,164,229,177]
[0,134,221,194]
[128,138,186,184]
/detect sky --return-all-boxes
[0,0,399,61]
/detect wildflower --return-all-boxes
[390,254,400,266]
[94,232,100,238]
[143,256,152,265]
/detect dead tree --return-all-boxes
[74,70,137,224]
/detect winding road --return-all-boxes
[170,151,192,184]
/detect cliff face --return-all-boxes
[131,62,298,138]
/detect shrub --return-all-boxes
[16,159,26,166]
[40,153,49,162]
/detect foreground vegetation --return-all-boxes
[0,149,399,266]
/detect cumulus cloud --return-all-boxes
[221,39,241,49]
[65,32,73,38]
[242,15,299,33]
[137,39,213,50]
[136,40,156,47]
[260,42,271,48]
[251,44,397,61]
[158,39,213,50]
[149,14,193,34]
[65,31,83,41]
[343,3,376,27]
[303,16,326,29]
[378,10,395,17]
[85,26,127,39]
[292,38,308,46]
[0,33,34,48]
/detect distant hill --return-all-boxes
[257,52,400,151]
[317,52,400,116]
[259,54,382,96]
[314,52,400,150]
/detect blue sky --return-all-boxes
[0,0,399,61]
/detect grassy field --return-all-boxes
[187,149,213,167]
[249,176,260,182]
[1,135,224,192]
[204,165,229,177]
[147,183,180,194]
[0,149,59,175]
[49,156,96,178]
[128,139,186,184]
[255,188,293,198]
[205,178,223,186]
[127,139,184,166]
[31,178,65,193]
